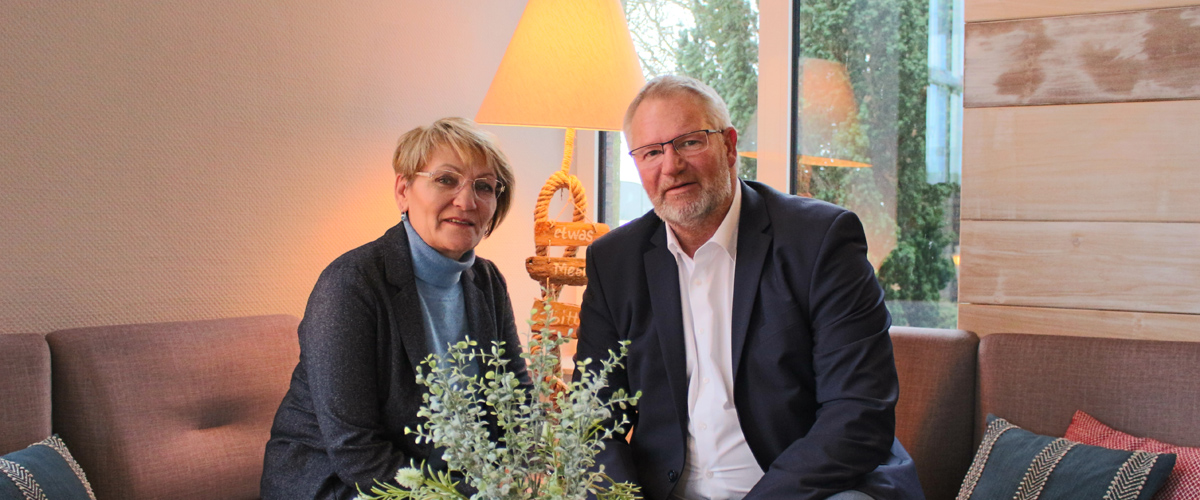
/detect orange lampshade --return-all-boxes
[475,0,645,131]
[798,57,862,163]
[738,58,869,168]
[793,58,870,196]
[737,58,867,196]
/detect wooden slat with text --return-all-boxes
[959,220,1200,314]
[962,101,1200,222]
[959,304,1200,342]
[966,0,1200,23]
[529,300,580,338]
[965,6,1200,107]
[525,256,587,286]
[533,221,609,247]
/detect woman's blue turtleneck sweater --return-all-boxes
[403,218,474,360]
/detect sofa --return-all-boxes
[891,327,1200,500]
[1,315,300,500]
[2,318,1198,499]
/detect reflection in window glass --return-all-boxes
[797,0,963,328]
[601,0,759,226]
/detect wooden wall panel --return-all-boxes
[959,304,1200,342]
[966,0,1200,23]
[962,1,1200,342]
[965,6,1200,107]
[959,221,1200,314]
[962,101,1200,222]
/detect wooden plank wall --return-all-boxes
[959,1,1200,341]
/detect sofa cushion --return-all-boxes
[977,334,1200,447]
[0,434,95,500]
[0,333,51,456]
[1066,410,1200,500]
[47,315,300,500]
[889,327,978,500]
[958,415,1175,500]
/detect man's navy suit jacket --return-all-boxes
[575,181,923,500]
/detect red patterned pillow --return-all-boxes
[1065,410,1199,500]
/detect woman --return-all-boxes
[262,117,530,499]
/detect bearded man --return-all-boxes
[574,75,924,500]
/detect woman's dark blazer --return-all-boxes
[261,222,530,500]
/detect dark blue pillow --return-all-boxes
[958,415,1176,500]
[0,435,95,500]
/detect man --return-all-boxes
[574,75,923,500]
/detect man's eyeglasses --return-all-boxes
[628,129,724,168]
[413,169,505,201]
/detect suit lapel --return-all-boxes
[645,222,690,430]
[381,223,434,375]
[731,183,771,378]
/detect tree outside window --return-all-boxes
[798,0,962,328]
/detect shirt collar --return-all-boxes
[665,181,741,261]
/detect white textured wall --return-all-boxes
[1,0,583,333]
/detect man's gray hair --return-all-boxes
[622,75,734,137]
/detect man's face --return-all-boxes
[627,94,738,230]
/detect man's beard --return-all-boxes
[651,170,733,229]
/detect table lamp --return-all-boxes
[475,0,645,382]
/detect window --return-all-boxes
[796,0,962,327]
[599,0,961,328]
[600,0,759,226]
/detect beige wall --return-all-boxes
[0,1,593,333]
[958,1,1200,340]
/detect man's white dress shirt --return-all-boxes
[664,187,764,500]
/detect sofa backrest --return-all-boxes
[978,333,1200,447]
[46,314,300,500]
[0,333,52,455]
[890,326,979,500]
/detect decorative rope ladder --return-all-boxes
[525,127,609,394]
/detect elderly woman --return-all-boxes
[261,117,530,499]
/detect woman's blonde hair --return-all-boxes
[392,117,515,236]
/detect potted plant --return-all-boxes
[357,300,641,500]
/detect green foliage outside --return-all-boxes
[675,0,759,179]
[623,0,759,180]
[799,0,959,328]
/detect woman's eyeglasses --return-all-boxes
[413,169,505,201]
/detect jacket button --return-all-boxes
[667,470,678,482]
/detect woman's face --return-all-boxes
[395,146,498,260]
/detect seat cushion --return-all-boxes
[47,315,300,500]
[0,333,51,455]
